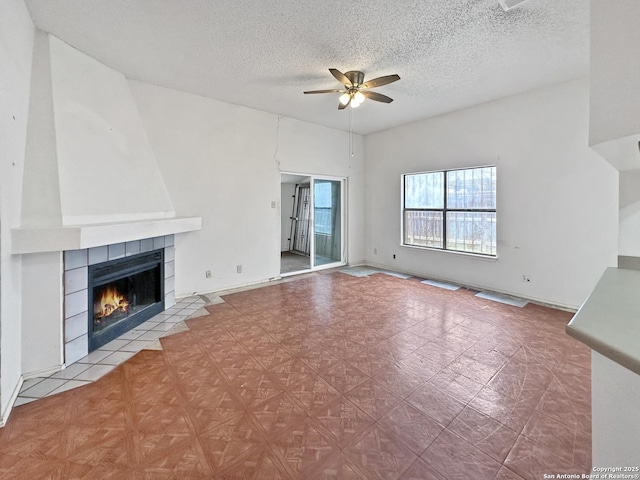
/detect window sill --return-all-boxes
[400,244,498,261]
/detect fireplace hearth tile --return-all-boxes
[73,364,116,382]
[20,377,45,391]
[119,340,151,352]
[138,321,161,331]
[163,314,188,324]
[150,322,179,332]
[47,379,91,396]
[13,294,206,409]
[50,363,91,380]
[117,329,145,341]
[98,351,138,366]
[137,330,164,342]
[165,234,175,246]
[77,349,112,364]
[13,396,38,406]
[101,339,131,351]
[20,378,68,398]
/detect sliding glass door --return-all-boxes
[312,178,344,268]
[280,173,345,274]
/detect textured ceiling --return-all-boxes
[24,0,589,135]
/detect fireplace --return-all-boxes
[87,249,164,351]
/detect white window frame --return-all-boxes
[401,165,497,257]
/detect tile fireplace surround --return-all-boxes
[63,235,176,365]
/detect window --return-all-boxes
[402,166,497,256]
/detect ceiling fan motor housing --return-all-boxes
[344,71,365,87]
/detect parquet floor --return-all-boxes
[0,271,591,479]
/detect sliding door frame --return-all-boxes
[280,172,347,276]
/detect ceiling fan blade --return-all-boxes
[361,90,393,103]
[329,68,352,87]
[303,89,344,94]
[362,74,400,89]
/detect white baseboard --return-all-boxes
[0,377,23,428]
[363,261,578,312]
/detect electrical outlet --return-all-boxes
[521,274,530,282]
[205,270,212,278]
[373,248,377,255]
[237,265,242,274]
[393,254,396,259]
[271,201,276,208]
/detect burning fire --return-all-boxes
[95,286,129,320]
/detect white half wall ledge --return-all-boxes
[11,216,202,254]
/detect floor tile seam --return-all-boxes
[156,344,247,435]
[443,361,502,391]
[371,375,430,402]
[216,443,293,479]
[370,414,434,458]
[318,372,371,396]
[341,428,419,480]
[542,374,591,406]
[446,409,522,465]
[418,428,504,479]
[158,357,254,476]
[502,433,583,477]
[521,408,592,442]
[309,393,375,430]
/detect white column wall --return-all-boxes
[591,351,640,467]
[129,81,365,297]
[0,0,35,425]
[364,78,618,309]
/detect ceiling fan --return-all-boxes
[304,68,401,110]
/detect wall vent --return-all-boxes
[498,0,530,11]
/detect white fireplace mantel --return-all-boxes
[12,216,202,255]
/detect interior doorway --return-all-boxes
[280,173,346,275]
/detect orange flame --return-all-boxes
[95,286,129,320]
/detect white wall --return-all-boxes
[589,0,640,146]
[129,81,365,297]
[21,252,63,377]
[21,35,176,226]
[365,78,618,309]
[0,0,34,424]
[591,351,640,466]
[281,183,296,251]
[619,171,640,257]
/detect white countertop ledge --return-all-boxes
[11,216,202,254]
[566,267,640,376]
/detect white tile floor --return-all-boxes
[14,295,208,407]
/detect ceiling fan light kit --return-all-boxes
[304,68,400,110]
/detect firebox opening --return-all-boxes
[87,250,164,352]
